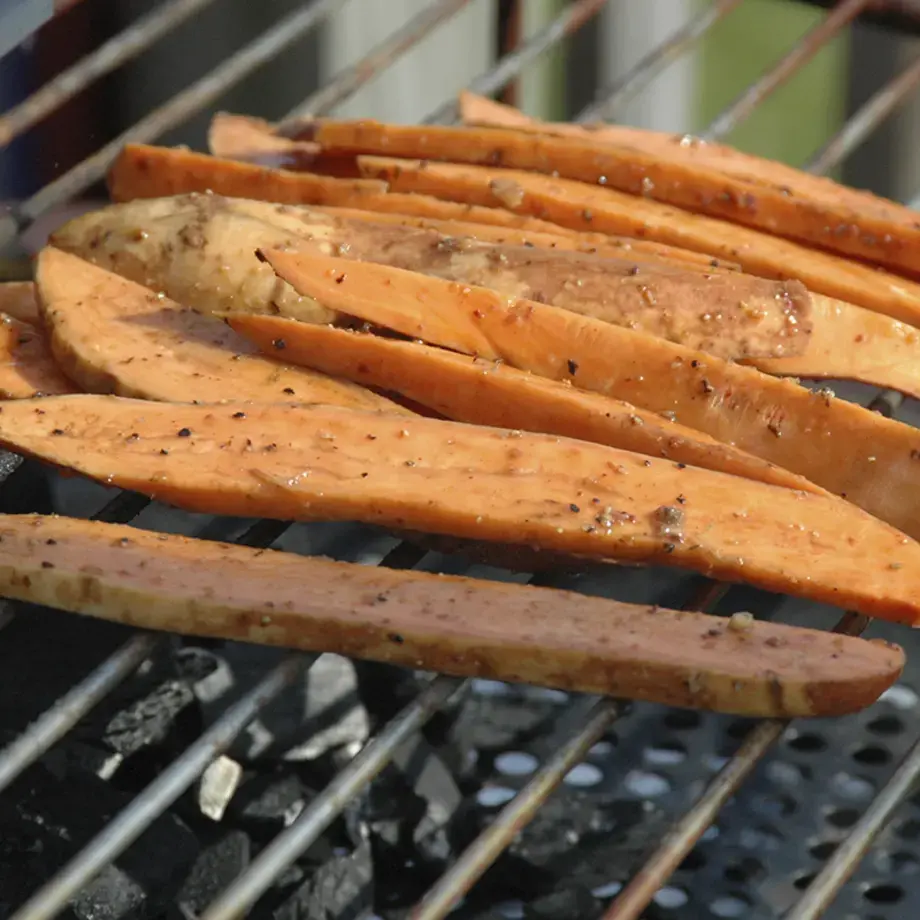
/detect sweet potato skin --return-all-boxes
[1,395,920,624]
[0,282,40,326]
[227,314,826,496]
[262,250,920,547]
[0,513,903,717]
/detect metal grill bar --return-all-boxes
[200,674,465,920]
[0,0,217,147]
[410,697,625,920]
[423,0,611,125]
[280,0,473,122]
[702,0,871,142]
[575,0,743,125]
[8,654,315,920]
[0,0,344,252]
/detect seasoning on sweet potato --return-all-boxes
[261,250,920,545]
[0,281,41,326]
[0,513,904,717]
[35,246,408,413]
[226,314,824,495]
[4,394,920,623]
[0,313,75,398]
[316,119,920,277]
[355,155,920,330]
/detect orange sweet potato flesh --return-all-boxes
[262,250,920,545]
[316,119,920,278]
[107,144,590,237]
[3,395,920,623]
[0,282,40,326]
[0,513,904,717]
[355,156,920,330]
[227,315,825,497]
[35,247,407,414]
[0,313,75,398]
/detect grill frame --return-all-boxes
[3,2,920,918]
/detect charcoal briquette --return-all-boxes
[522,887,604,920]
[176,830,251,914]
[230,771,315,839]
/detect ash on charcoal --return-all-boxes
[176,830,251,915]
[182,645,369,762]
[265,840,374,920]
[0,763,199,920]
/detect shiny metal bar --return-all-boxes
[575,0,743,124]
[806,51,920,174]
[0,0,343,251]
[787,734,920,919]
[281,0,473,123]
[424,0,612,125]
[8,654,314,920]
[0,0,217,147]
[702,0,871,141]
[201,674,465,920]
[0,632,160,795]
[411,696,624,920]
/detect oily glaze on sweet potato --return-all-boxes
[262,250,920,545]
[0,514,904,717]
[0,281,40,326]
[0,313,75,398]
[315,119,920,278]
[356,155,920,330]
[227,314,825,495]
[0,395,919,622]
[35,247,407,414]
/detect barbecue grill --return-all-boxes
[3,1,920,918]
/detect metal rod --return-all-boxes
[281,0,473,123]
[424,0,612,125]
[200,674,465,920]
[702,0,870,141]
[8,654,314,920]
[0,632,160,795]
[410,697,624,920]
[806,51,920,173]
[575,0,743,124]
[0,0,217,147]
[786,734,920,919]
[0,0,342,252]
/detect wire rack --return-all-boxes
[3,1,920,918]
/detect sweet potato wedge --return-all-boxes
[356,156,920,330]
[226,315,825,496]
[0,313,75,398]
[316,119,920,277]
[35,247,408,414]
[261,250,920,545]
[0,281,41,326]
[107,144,589,237]
[1,395,920,623]
[0,513,904,717]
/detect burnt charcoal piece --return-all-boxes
[231,771,315,840]
[451,689,564,753]
[523,887,604,919]
[269,841,374,920]
[102,679,198,758]
[176,830,251,915]
[0,764,199,919]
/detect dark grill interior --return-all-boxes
[4,2,920,918]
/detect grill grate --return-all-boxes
[3,1,920,918]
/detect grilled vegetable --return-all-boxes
[0,513,904,717]
[35,246,408,413]
[226,314,825,495]
[0,313,74,398]
[315,119,920,278]
[1,395,920,623]
[0,281,40,326]
[356,155,920,330]
[261,250,920,545]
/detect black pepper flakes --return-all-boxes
[388,632,405,644]
[45,538,56,545]
[272,338,286,350]
[700,379,714,394]
[41,561,54,569]
[233,411,246,419]
[160,448,170,456]
[50,428,65,436]
[283,387,295,395]
[567,358,579,376]
[177,428,192,437]
[676,494,686,504]
[690,360,700,369]
[569,503,580,513]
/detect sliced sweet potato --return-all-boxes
[0,281,40,326]
[316,119,920,277]
[261,250,920,545]
[35,247,407,414]
[226,315,825,496]
[0,313,75,398]
[356,155,920,330]
[0,513,904,717]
